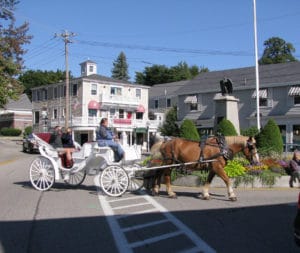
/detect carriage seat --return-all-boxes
[93,144,115,163]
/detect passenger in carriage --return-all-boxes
[49,126,63,148]
[61,127,75,162]
[96,118,125,162]
[49,126,74,168]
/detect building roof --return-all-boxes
[4,93,32,111]
[149,80,189,99]
[176,61,300,95]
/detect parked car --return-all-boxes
[22,134,39,153]
[294,192,300,247]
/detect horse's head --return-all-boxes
[243,137,260,164]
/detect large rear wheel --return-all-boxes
[100,165,129,197]
[29,156,55,191]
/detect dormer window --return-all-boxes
[252,89,268,107]
[288,86,300,105]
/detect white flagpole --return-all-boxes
[253,0,261,130]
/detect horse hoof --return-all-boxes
[152,192,159,197]
[229,196,237,201]
[202,195,211,200]
[168,194,177,199]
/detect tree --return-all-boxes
[256,119,283,155]
[135,62,209,85]
[216,118,238,136]
[179,119,200,141]
[19,69,68,99]
[111,51,130,81]
[159,107,179,137]
[259,37,297,65]
[0,0,32,107]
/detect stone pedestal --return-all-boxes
[214,94,240,134]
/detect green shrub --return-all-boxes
[0,127,22,136]
[224,159,246,178]
[241,126,259,137]
[23,126,33,137]
[179,119,200,141]
[216,118,238,136]
[257,119,283,155]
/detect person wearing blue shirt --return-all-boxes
[96,118,124,162]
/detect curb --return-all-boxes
[172,175,297,188]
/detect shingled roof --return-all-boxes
[4,93,32,111]
[176,61,300,95]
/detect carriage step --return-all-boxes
[94,176,215,253]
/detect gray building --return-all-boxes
[149,61,300,146]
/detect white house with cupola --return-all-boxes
[31,60,160,148]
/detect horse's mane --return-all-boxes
[225,136,252,146]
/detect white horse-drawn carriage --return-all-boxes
[29,133,145,197]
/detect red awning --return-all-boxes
[136,105,145,113]
[88,100,100,110]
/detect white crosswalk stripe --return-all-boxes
[94,175,216,253]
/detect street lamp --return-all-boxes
[146,121,150,152]
[41,108,48,133]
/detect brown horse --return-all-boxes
[149,136,259,201]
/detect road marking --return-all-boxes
[94,175,216,253]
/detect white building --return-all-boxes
[31,60,159,148]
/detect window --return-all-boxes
[91,84,97,95]
[136,112,143,119]
[72,84,78,96]
[34,111,40,124]
[190,103,198,111]
[252,89,268,107]
[295,96,300,105]
[89,65,94,73]
[111,87,122,96]
[89,109,97,117]
[136,89,141,99]
[109,108,116,118]
[167,98,171,107]
[54,87,58,98]
[154,100,158,109]
[53,109,57,119]
[119,109,124,119]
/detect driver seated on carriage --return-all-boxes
[96,118,125,162]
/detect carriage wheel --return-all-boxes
[64,170,86,186]
[29,156,55,191]
[100,165,129,197]
[126,164,144,192]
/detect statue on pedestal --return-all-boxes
[220,78,233,96]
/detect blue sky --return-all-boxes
[16,0,300,82]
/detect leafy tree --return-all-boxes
[135,62,209,85]
[216,118,238,136]
[111,51,130,81]
[256,119,283,155]
[179,119,200,141]
[19,69,68,99]
[0,0,32,107]
[259,37,297,65]
[159,106,179,137]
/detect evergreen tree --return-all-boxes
[256,119,283,155]
[216,118,238,136]
[159,107,179,137]
[179,119,200,141]
[0,0,32,107]
[111,51,130,81]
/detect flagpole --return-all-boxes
[253,0,261,130]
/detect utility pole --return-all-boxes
[55,30,76,129]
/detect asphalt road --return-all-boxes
[0,139,299,253]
